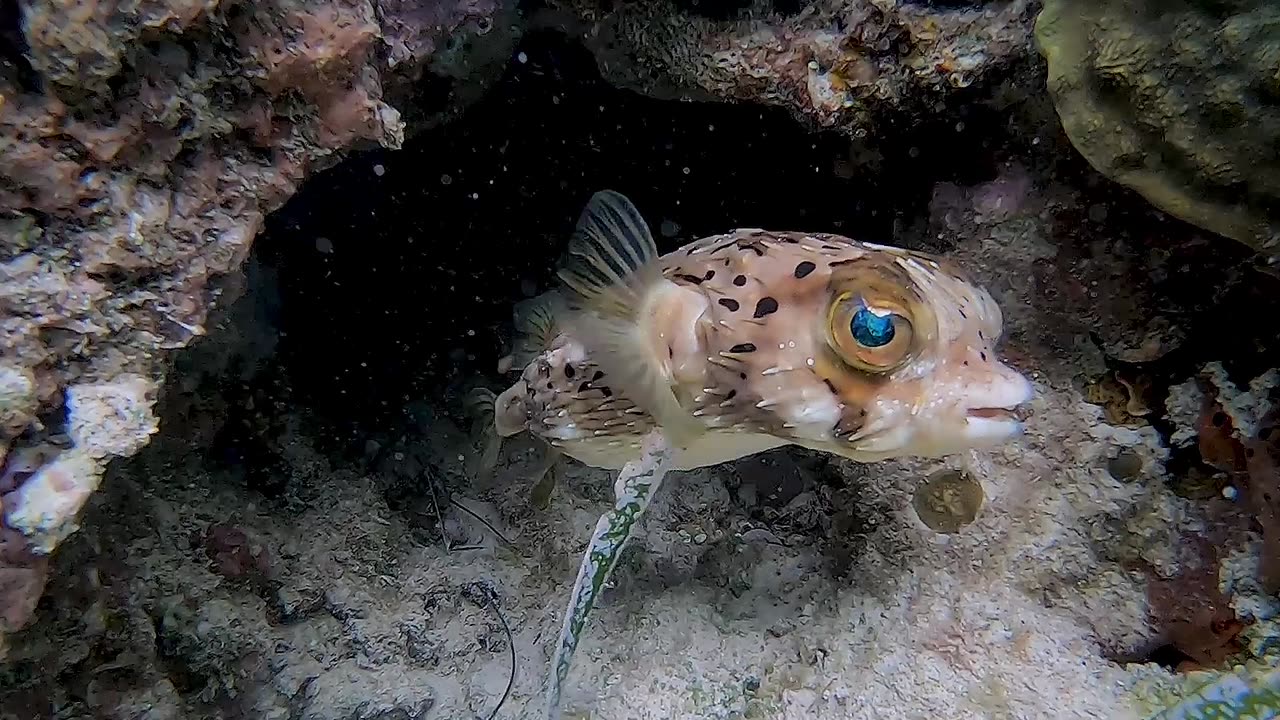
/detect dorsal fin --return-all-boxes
[555,190,704,446]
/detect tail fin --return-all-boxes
[510,291,565,369]
[463,386,503,476]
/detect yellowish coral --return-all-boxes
[1035,0,1280,257]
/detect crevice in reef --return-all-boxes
[249,28,1020,453]
[0,0,39,93]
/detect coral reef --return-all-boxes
[0,0,1046,649]
[543,0,1037,135]
[1035,0,1280,258]
[0,0,512,652]
[6,57,1280,712]
[2,2,1279,717]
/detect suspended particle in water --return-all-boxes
[441,174,453,185]
[373,164,385,177]
[315,236,334,254]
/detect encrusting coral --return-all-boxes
[541,0,1037,135]
[1035,0,1280,258]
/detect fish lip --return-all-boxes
[962,399,1034,427]
[965,405,1030,422]
[962,412,1027,441]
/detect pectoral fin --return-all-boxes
[556,190,703,446]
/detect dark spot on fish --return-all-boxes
[730,342,757,353]
[794,261,816,279]
[600,386,613,398]
[738,242,765,256]
[676,273,704,284]
[592,371,604,381]
[725,389,737,400]
[780,236,799,244]
[564,365,575,379]
[958,308,967,319]
[711,239,737,255]
[978,331,986,340]
[753,297,779,318]
[980,351,988,362]
[704,270,715,280]
[723,258,731,267]
[718,298,740,311]
[739,372,747,379]
[733,275,747,286]
[829,258,857,267]
[546,382,553,390]
[821,244,842,251]
[668,346,674,359]
[822,379,837,394]
[578,381,591,393]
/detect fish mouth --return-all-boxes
[963,404,1031,442]
[966,406,1028,422]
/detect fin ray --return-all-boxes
[463,387,503,476]
[511,291,564,368]
[555,191,704,446]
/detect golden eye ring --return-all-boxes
[826,291,915,373]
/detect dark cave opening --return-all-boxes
[0,0,39,93]
[247,29,1017,455]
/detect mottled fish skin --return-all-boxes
[495,230,1032,471]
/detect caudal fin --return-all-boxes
[510,291,565,369]
[463,386,503,476]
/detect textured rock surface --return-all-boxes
[1036,0,1280,258]
[0,0,510,648]
[542,0,1038,135]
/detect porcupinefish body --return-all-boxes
[488,191,1033,473]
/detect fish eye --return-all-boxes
[851,307,894,347]
[827,292,914,373]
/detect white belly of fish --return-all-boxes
[556,429,790,471]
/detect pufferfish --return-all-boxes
[473,190,1033,477]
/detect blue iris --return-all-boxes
[851,307,895,347]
